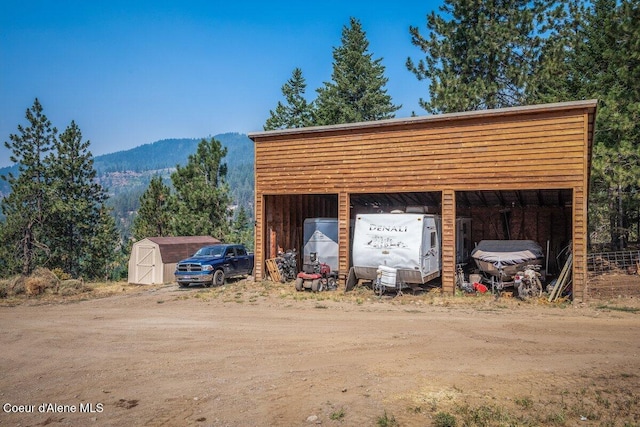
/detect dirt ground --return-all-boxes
[1,279,639,427]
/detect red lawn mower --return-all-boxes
[295,252,338,292]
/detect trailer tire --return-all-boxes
[311,279,321,292]
[295,278,303,291]
[345,267,357,292]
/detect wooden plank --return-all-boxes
[257,137,584,161]
[256,128,585,156]
[256,153,586,171]
[256,138,586,165]
[256,128,587,153]
[254,178,583,194]
[265,259,281,282]
[256,148,585,169]
[549,253,572,301]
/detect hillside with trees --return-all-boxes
[0,122,255,280]
[93,134,254,241]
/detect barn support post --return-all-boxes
[573,186,588,301]
[338,192,350,282]
[254,192,265,281]
[441,190,456,294]
[574,107,592,301]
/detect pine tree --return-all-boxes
[83,205,120,280]
[46,120,115,278]
[264,68,315,130]
[580,0,640,248]
[526,0,587,104]
[1,99,56,275]
[131,175,172,240]
[532,0,640,248]
[228,205,254,250]
[406,0,548,113]
[315,17,400,125]
[170,137,232,238]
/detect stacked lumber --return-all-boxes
[549,253,573,302]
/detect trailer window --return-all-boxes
[430,231,436,248]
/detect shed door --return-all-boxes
[135,245,156,285]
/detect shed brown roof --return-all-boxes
[146,236,221,263]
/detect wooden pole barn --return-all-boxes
[249,100,597,301]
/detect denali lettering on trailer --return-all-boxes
[368,224,408,232]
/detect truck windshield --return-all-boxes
[194,246,224,257]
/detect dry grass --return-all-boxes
[3,273,640,314]
[171,277,640,314]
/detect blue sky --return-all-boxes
[0,1,442,167]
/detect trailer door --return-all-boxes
[421,217,440,276]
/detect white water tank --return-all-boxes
[378,265,397,288]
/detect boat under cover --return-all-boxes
[471,240,544,279]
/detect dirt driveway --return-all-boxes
[1,281,639,427]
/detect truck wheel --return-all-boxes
[295,278,303,291]
[327,277,336,290]
[213,270,225,287]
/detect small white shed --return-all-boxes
[128,236,221,285]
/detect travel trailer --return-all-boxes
[302,218,339,273]
[350,213,442,289]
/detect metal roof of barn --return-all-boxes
[248,99,598,140]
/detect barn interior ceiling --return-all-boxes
[350,189,573,210]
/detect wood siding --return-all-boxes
[251,101,596,300]
[262,194,337,260]
[255,112,587,193]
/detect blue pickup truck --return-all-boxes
[175,244,254,288]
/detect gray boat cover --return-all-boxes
[471,240,543,265]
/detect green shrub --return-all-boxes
[330,408,345,420]
[377,411,399,427]
[434,411,457,427]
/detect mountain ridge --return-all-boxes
[0,133,256,237]
[0,132,254,198]
[93,132,253,175]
